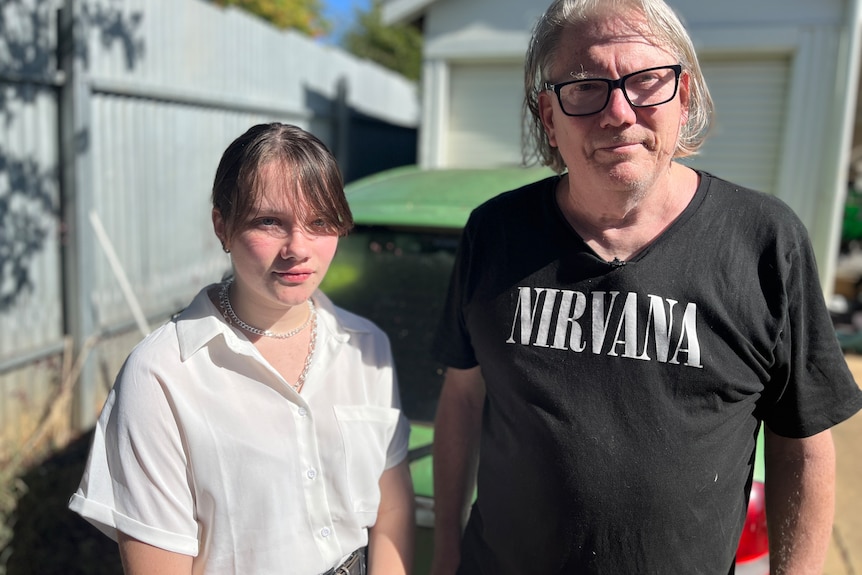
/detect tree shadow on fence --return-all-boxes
[0,3,143,570]
[0,0,143,313]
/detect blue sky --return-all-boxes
[322,0,371,42]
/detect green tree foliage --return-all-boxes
[213,0,329,36]
[342,1,422,81]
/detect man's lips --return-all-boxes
[596,140,643,152]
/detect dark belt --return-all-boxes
[322,547,366,575]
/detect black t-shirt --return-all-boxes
[433,171,862,574]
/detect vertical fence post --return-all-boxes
[58,0,98,431]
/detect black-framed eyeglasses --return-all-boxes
[543,64,683,117]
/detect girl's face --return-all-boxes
[213,164,339,315]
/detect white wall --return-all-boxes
[413,0,862,292]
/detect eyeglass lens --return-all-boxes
[556,66,679,116]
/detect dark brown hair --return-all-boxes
[212,123,354,242]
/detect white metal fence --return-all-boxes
[0,0,419,456]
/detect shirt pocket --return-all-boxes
[332,404,400,513]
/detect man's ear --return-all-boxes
[679,70,691,126]
[538,90,559,148]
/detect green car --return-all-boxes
[320,166,769,574]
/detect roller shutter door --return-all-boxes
[685,56,791,195]
[446,56,790,191]
[447,62,524,167]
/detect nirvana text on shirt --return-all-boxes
[506,286,702,368]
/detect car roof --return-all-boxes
[344,165,556,229]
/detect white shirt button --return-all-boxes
[306,468,317,480]
[298,407,308,417]
[320,527,331,538]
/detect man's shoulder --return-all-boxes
[700,171,790,210]
[697,171,811,246]
[699,171,802,222]
[470,174,558,220]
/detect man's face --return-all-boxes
[538,13,690,195]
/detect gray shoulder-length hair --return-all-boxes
[523,0,714,173]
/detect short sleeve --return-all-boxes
[759,221,862,437]
[68,352,199,555]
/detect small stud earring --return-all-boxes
[221,242,230,254]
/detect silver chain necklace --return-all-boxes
[219,278,314,339]
[218,278,318,391]
[290,314,317,391]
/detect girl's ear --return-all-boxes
[213,208,229,252]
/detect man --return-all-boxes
[430,0,862,573]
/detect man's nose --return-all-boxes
[600,87,637,126]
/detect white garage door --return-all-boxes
[685,56,791,195]
[448,62,524,167]
[446,56,790,195]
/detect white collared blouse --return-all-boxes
[69,285,410,575]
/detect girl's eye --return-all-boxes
[251,217,289,236]
[303,218,332,235]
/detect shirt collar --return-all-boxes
[175,283,370,361]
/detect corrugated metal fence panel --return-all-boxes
[0,0,65,450]
[90,0,304,114]
[83,0,311,331]
[88,96,299,326]
[79,0,419,327]
[0,82,63,356]
[86,0,418,131]
[0,0,419,449]
[0,83,64,449]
